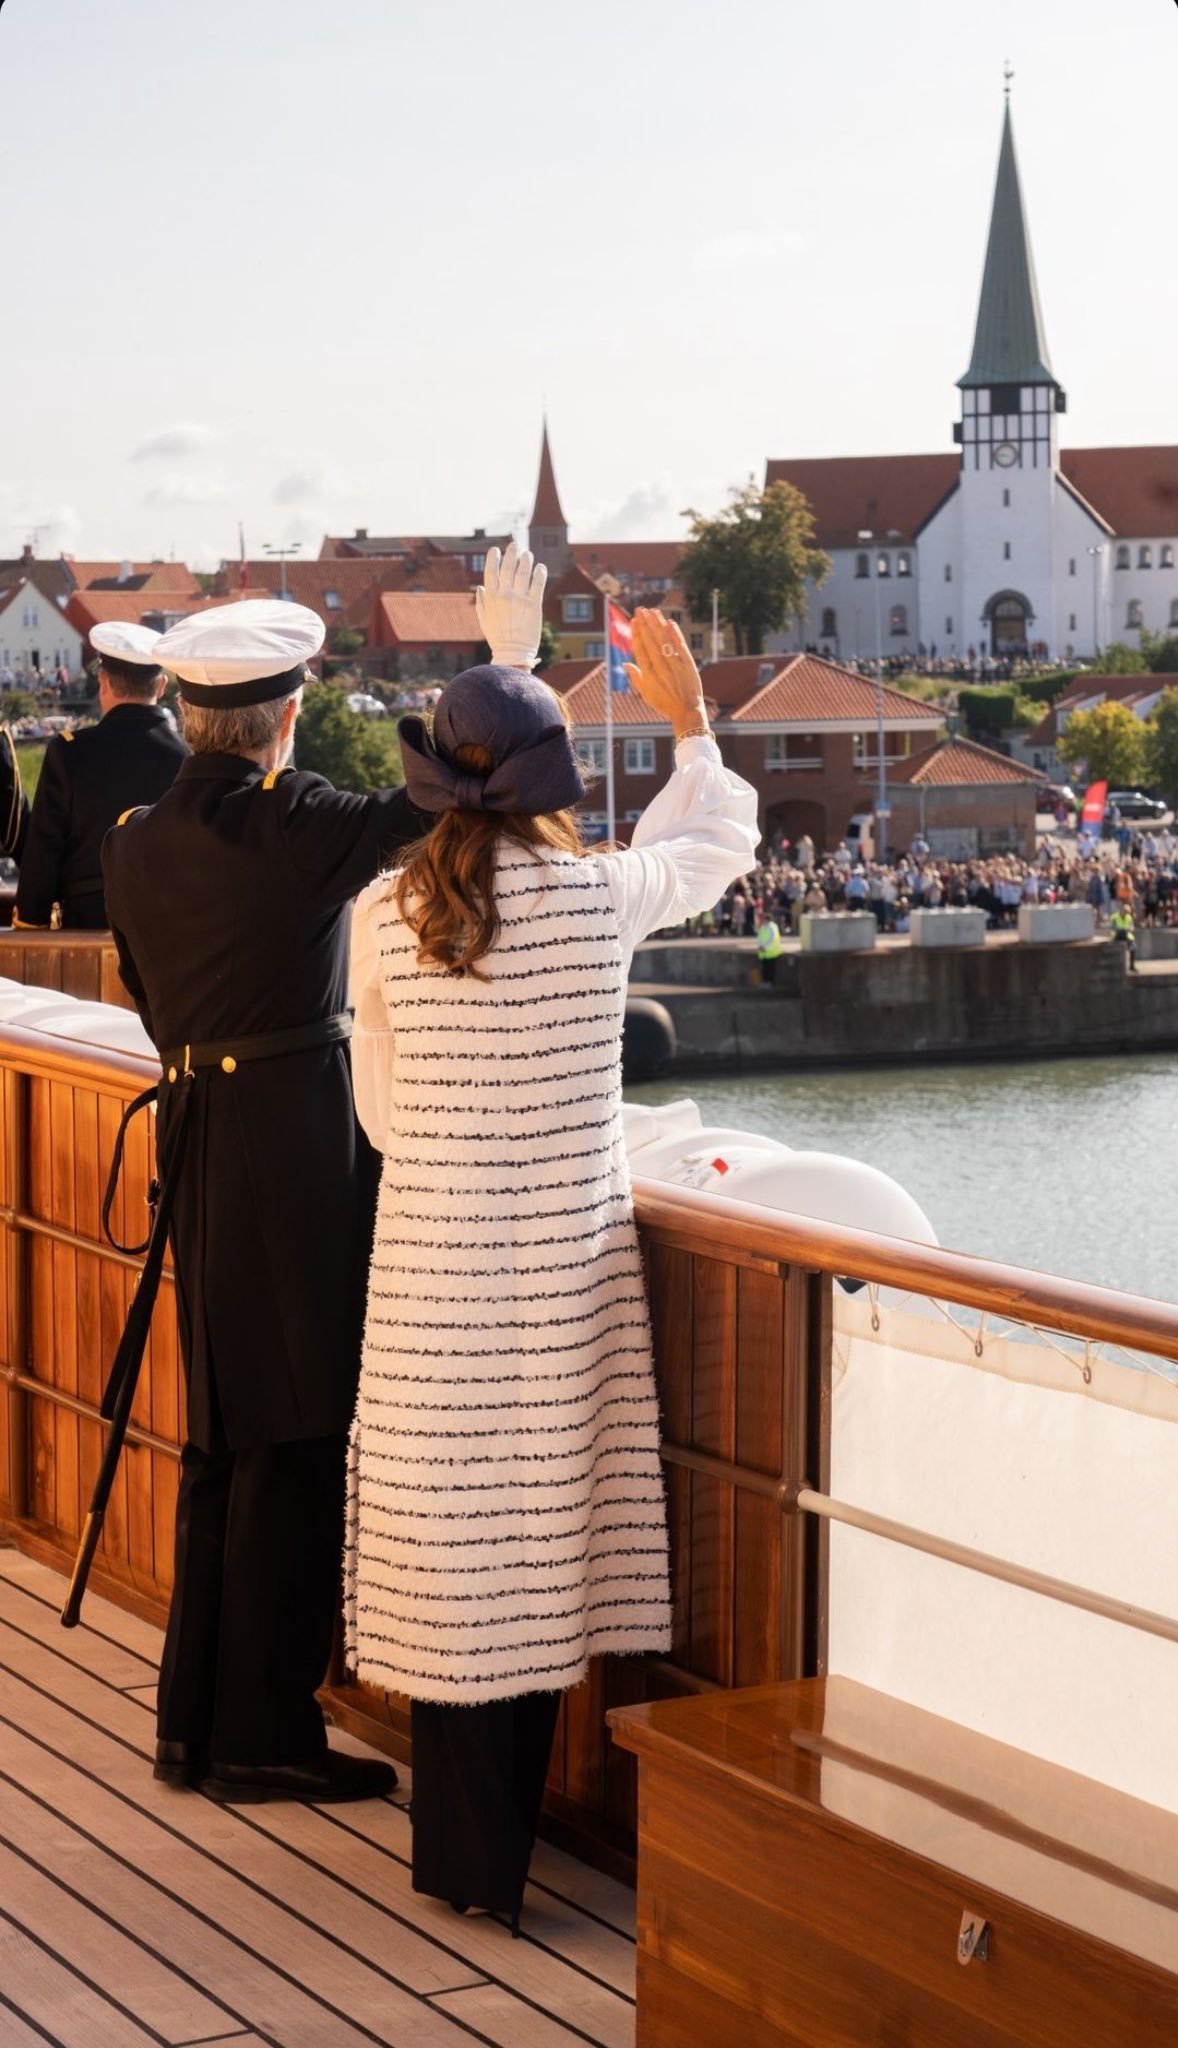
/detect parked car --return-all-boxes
[1037,782,1076,813]
[346,691,387,719]
[1104,790,1168,822]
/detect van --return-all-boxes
[846,811,875,861]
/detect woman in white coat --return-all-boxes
[347,551,759,1929]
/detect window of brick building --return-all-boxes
[624,738,656,774]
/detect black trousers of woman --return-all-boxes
[410,1691,562,1924]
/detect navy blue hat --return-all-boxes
[399,665,585,817]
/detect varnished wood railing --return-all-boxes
[3,1019,1178,1871]
[0,931,135,1011]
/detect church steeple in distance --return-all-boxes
[959,89,1062,402]
[528,418,570,574]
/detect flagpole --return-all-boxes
[604,594,616,842]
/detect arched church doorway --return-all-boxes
[766,797,827,857]
[983,590,1033,655]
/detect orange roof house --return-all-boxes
[366,590,483,682]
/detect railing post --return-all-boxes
[3,1068,30,1519]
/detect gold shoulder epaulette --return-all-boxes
[262,766,292,790]
[117,805,146,826]
[61,729,75,743]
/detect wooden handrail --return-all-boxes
[632,1180,1178,1363]
[0,932,115,952]
[0,1021,158,1094]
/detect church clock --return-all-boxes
[993,440,1019,467]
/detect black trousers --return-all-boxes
[157,1433,347,1766]
[410,1691,562,1914]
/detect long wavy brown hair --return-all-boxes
[393,741,586,977]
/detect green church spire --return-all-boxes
[959,99,1057,390]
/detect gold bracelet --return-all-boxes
[674,720,713,744]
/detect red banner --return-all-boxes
[1080,780,1107,829]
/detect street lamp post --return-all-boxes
[857,527,900,863]
[263,540,303,599]
[1086,545,1103,659]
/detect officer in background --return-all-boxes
[102,596,435,1805]
[14,622,187,931]
[0,724,29,867]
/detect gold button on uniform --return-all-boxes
[221,1055,237,1074]
[168,1066,178,1083]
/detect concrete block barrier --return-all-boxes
[800,912,877,953]
[1017,904,1096,944]
[909,908,988,948]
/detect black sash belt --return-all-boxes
[61,1008,352,1627]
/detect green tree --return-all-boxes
[330,627,365,658]
[1141,630,1178,674]
[1058,698,1147,786]
[295,683,402,793]
[679,480,830,656]
[1091,641,1147,675]
[537,619,560,671]
[1145,689,1178,801]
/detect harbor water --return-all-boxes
[628,1053,1178,1305]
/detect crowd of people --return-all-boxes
[675,822,1178,946]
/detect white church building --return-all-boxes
[768,101,1178,666]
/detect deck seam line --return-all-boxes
[309,1799,639,2007]
[0,1983,68,2048]
[0,1612,637,2009]
[0,1818,275,2048]
[0,1712,508,2048]
[0,1894,176,2048]
[0,1559,160,1672]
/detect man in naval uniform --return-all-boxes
[100,598,431,1802]
[14,622,188,931]
[0,723,29,868]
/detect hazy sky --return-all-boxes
[1,0,1174,568]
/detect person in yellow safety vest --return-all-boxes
[757,913,785,985]
[1110,905,1137,971]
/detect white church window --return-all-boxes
[890,605,908,636]
[855,553,869,579]
[877,554,891,578]
[944,564,952,582]
[1003,542,1012,560]
[1003,490,1010,508]
[1115,545,1131,570]
[1170,600,1178,627]
[1068,559,1076,576]
[1126,600,1144,629]
[1069,614,1077,631]
[1161,544,1174,569]
[1139,545,1153,570]
[945,616,954,634]
[820,608,837,638]
[896,553,911,578]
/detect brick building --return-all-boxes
[544,653,943,847]
[888,737,1046,858]
[365,589,483,682]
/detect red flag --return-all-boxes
[1080,780,1107,830]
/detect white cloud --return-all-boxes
[144,474,237,509]
[577,484,689,543]
[691,226,804,275]
[1,499,83,554]
[273,470,323,506]
[131,422,218,462]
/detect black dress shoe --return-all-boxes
[154,1739,206,1787]
[202,1749,398,1805]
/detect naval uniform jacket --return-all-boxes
[15,702,189,930]
[345,737,761,1704]
[102,752,432,1454]
[0,725,28,863]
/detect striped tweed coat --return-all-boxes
[344,846,673,1703]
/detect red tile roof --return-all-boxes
[890,737,1045,787]
[730,655,943,728]
[543,660,603,697]
[551,653,944,732]
[63,560,201,594]
[216,559,397,610]
[571,541,686,584]
[376,591,481,645]
[1059,447,1178,539]
[65,589,270,639]
[765,446,1178,546]
[764,454,959,547]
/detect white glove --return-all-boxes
[476,541,549,670]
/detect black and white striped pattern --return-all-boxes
[345,846,671,1703]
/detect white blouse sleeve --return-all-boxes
[596,736,761,963]
[349,882,393,1154]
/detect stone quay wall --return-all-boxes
[629,937,1178,1072]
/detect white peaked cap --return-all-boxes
[90,621,164,666]
[155,599,325,705]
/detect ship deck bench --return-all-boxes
[609,1677,1178,2048]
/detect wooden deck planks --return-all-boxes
[0,1549,636,2048]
